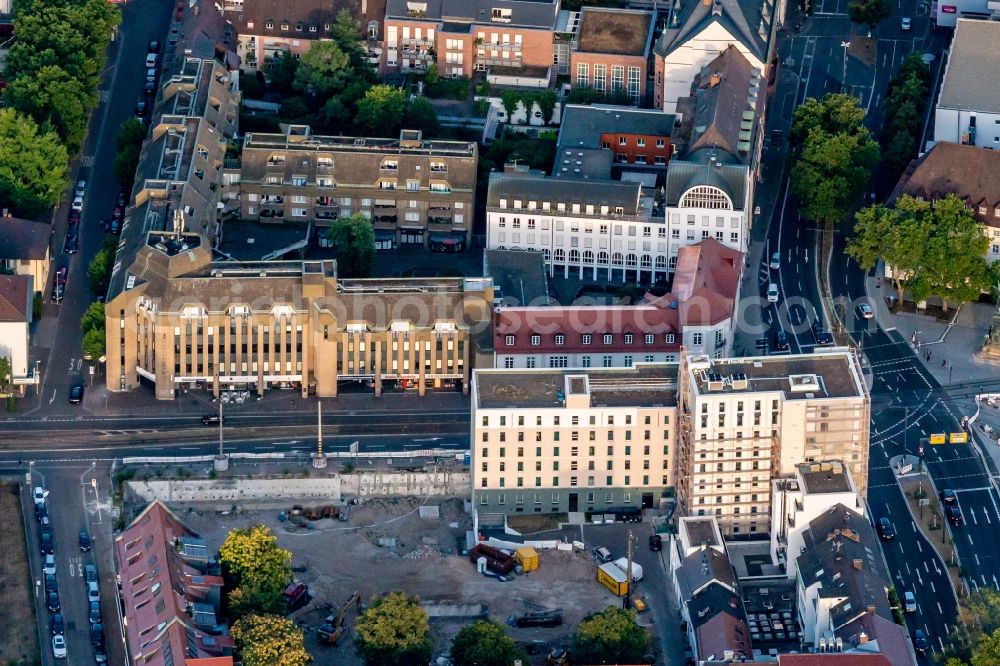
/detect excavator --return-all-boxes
[317,590,361,645]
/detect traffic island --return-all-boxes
[890,454,963,598]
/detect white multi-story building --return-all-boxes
[770,461,863,578]
[485,165,669,283]
[675,351,870,538]
[471,364,679,516]
[934,20,1000,148]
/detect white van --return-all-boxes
[145,53,158,69]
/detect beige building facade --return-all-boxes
[675,351,870,539]
[106,230,493,400]
[471,364,679,516]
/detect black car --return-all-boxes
[940,488,957,504]
[69,384,84,404]
[36,503,48,522]
[50,613,64,635]
[79,530,91,552]
[135,100,147,117]
[63,229,79,254]
[775,329,789,351]
[201,415,223,425]
[143,81,156,96]
[90,623,105,648]
[914,629,928,654]
[47,590,60,612]
[89,600,102,625]
[649,534,662,551]
[877,517,895,540]
[811,322,833,346]
[946,504,963,526]
[51,281,65,302]
[94,645,108,664]
[44,573,58,594]
[148,40,160,52]
[40,531,54,554]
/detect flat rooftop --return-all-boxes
[216,220,310,261]
[576,9,652,56]
[475,364,678,409]
[689,352,864,401]
[680,517,720,548]
[938,19,1000,112]
[798,461,853,494]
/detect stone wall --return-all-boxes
[127,469,471,505]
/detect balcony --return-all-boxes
[315,197,339,219]
[427,216,453,226]
[261,196,284,205]
[373,214,398,224]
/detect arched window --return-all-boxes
[554,249,565,262]
[640,255,652,268]
[583,250,594,263]
[668,255,677,270]
[597,251,609,264]
[655,256,666,269]
[542,249,551,261]
[612,252,623,265]
[626,254,638,267]
[569,249,580,263]
[679,185,733,210]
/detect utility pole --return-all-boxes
[213,399,229,472]
[218,400,224,457]
[312,400,327,469]
[623,529,634,611]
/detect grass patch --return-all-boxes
[0,483,39,664]
[507,513,567,534]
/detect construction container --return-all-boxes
[470,544,516,575]
[515,547,539,572]
[596,562,629,597]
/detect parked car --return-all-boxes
[79,530,92,552]
[43,553,57,576]
[71,195,84,212]
[94,645,108,664]
[33,486,47,504]
[857,303,875,319]
[36,503,48,522]
[649,534,662,551]
[87,580,100,603]
[775,329,789,351]
[117,187,127,205]
[50,613,64,635]
[85,563,97,582]
[201,414,223,425]
[68,209,80,225]
[904,591,917,612]
[47,590,60,612]
[769,252,781,270]
[51,281,65,303]
[54,267,67,285]
[52,634,67,659]
[767,283,779,303]
[592,546,613,563]
[946,504,963,526]
[74,180,87,198]
[901,16,912,30]
[940,488,957,504]
[89,600,102,625]
[135,100,147,117]
[69,384,84,404]
[914,629,928,654]
[146,68,157,83]
[812,321,834,346]
[45,573,59,594]
[90,623,105,649]
[41,531,55,554]
[109,217,121,235]
[144,81,156,96]
[877,517,895,540]
[148,40,160,52]
[145,52,158,68]
[63,229,79,254]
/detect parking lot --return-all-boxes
[166,498,680,664]
[22,463,123,666]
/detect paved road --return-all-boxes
[37,0,175,416]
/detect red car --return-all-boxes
[68,210,80,224]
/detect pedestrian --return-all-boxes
[941,358,947,368]
[927,350,931,361]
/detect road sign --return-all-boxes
[899,463,913,475]
[929,433,946,445]
[949,432,969,444]
[918,443,925,457]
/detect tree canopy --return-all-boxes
[294,41,352,98]
[355,85,407,137]
[232,614,311,666]
[0,108,68,216]
[571,606,649,665]
[354,591,433,666]
[847,194,990,310]
[847,0,891,26]
[879,53,930,177]
[450,620,527,666]
[87,237,117,297]
[789,93,868,149]
[115,117,146,186]
[219,525,293,617]
[326,214,376,278]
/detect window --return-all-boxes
[531,334,541,346]
[505,335,514,346]
[504,357,514,369]
[666,333,675,344]
[576,62,589,87]
[582,334,591,345]
[692,333,703,345]
[603,334,613,344]
[645,334,654,344]
[555,334,565,345]
[624,333,633,344]
[680,185,733,210]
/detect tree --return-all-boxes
[0,108,68,216]
[789,93,868,150]
[81,301,106,336]
[279,96,311,121]
[293,41,351,98]
[791,126,879,225]
[115,118,146,186]
[5,64,93,154]
[82,327,105,362]
[219,525,293,618]
[0,356,11,392]
[232,614,311,666]
[355,85,406,137]
[354,591,433,666]
[331,8,366,70]
[571,607,649,665]
[87,240,115,296]
[266,52,300,93]
[450,620,527,666]
[973,630,1000,666]
[847,202,925,304]
[847,0,891,26]
[406,97,440,137]
[565,87,605,105]
[325,214,375,278]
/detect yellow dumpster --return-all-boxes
[515,546,539,572]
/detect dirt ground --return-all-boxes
[177,496,634,664]
[0,483,39,665]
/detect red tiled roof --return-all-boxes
[697,611,753,662]
[779,655,893,666]
[0,275,30,322]
[495,305,680,354]
[189,658,234,666]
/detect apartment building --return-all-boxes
[235,125,477,250]
[226,0,387,73]
[934,20,1000,147]
[105,226,493,399]
[115,500,233,665]
[0,275,31,388]
[485,165,668,283]
[890,140,1000,264]
[382,0,559,76]
[569,7,655,106]
[0,215,50,295]
[675,351,870,538]
[652,0,776,115]
[553,104,675,181]
[770,461,863,578]
[471,364,678,515]
[492,237,742,367]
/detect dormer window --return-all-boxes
[429,161,447,172]
[492,7,512,21]
[280,22,289,31]
[505,335,515,346]
[381,160,399,171]
[531,334,541,346]
[228,305,250,318]
[295,22,303,31]
[555,334,565,346]
[603,334,613,345]
[247,20,254,29]
[265,19,273,29]
[309,25,317,33]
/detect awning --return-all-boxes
[374,229,396,240]
[429,233,464,245]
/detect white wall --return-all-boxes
[665,205,748,260]
[934,0,990,28]
[0,321,28,378]
[934,107,1000,148]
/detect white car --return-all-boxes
[43,554,56,576]
[146,68,157,83]
[858,303,875,319]
[71,195,84,212]
[767,283,780,303]
[52,634,67,659]
[33,486,47,505]
[87,580,100,603]
[901,16,912,30]
[74,179,86,198]
[769,252,781,270]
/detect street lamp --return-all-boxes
[841,42,851,92]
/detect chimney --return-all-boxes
[858,631,869,644]
[710,73,722,87]
[853,559,863,570]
